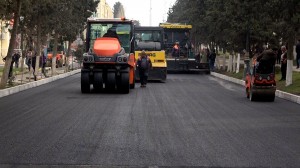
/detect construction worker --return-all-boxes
[172,41,180,58]
[137,50,152,87]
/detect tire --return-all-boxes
[105,72,116,91]
[130,70,135,89]
[249,86,256,101]
[81,72,90,93]
[269,94,275,102]
[119,72,130,94]
[93,72,103,92]
[246,88,250,98]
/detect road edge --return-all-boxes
[211,72,300,104]
[0,69,81,98]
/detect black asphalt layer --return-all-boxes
[0,74,300,168]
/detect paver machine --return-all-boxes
[134,26,167,81]
[81,18,136,93]
[245,50,276,101]
[159,23,209,73]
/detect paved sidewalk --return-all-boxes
[0,65,76,87]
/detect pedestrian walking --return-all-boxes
[276,48,282,64]
[296,39,300,69]
[137,50,152,87]
[2,55,15,78]
[26,50,32,71]
[209,49,216,72]
[13,51,21,68]
[280,46,287,81]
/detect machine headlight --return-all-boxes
[118,57,123,62]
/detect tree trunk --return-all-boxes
[0,0,22,89]
[20,28,25,73]
[51,32,58,76]
[286,33,294,86]
[34,19,41,78]
[65,41,72,72]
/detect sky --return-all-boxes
[106,0,177,26]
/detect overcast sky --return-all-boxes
[106,0,176,26]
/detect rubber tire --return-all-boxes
[106,72,116,91]
[120,72,130,94]
[269,94,275,102]
[81,72,90,93]
[93,72,103,92]
[246,88,250,98]
[249,86,256,101]
[130,70,135,89]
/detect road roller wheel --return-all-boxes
[93,72,103,92]
[269,94,275,102]
[105,72,116,91]
[246,88,250,98]
[119,72,130,94]
[81,72,90,93]
[249,86,256,101]
[130,70,135,89]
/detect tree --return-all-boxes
[113,2,125,18]
[0,0,98,87]
[0,0,22,89]
[267,0,300,86]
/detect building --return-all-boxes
[95,0,113,19]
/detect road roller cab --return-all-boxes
[81,18,136,93]
[245,52,276,101]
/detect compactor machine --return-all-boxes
[159,23,209,73]
[81,18,136,93]
[245,50,276,101]
[134,26,167,81]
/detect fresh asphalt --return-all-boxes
[0,73,300,167]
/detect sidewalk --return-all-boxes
[0,65,81,98]
[0,64,76,87]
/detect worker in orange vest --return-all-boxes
[172,41,180,58]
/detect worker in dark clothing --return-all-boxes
[137,50,152,87]
[255,49,277,74]
[103,29,119,40]
[3,54,15,78]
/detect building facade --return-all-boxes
[95,0,113,19]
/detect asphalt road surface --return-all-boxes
[0,73,300,168]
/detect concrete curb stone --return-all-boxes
[0,69,81,98]
[211,72,300,105]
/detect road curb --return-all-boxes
[211,72,300,104]
[0,69,81,98]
